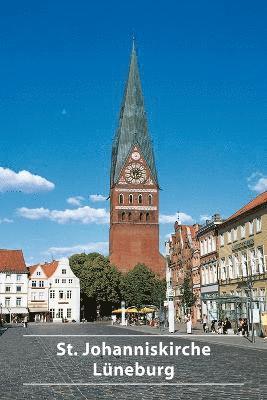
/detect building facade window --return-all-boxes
[227,231,232,244]
[55,278,60,283]
[148,194,152,205]
[146,213,150,222]
[232,228,237,242]
[119,194,124,204]
[138,194,142,204]
[121,212,126,221]
[69,279,73,284]
[50,308,55,318]
[233,253,239,277]
[128,212,132,221]
[67,308,72,318]
[16,298,21,306]
[39,281,44,288]
[220,234,224,247]
[58,309,63,318]
[62,269,66,274]
[50,290,55,299]
[67,290,72,299]
[241,252,248,277]
[240,224,246,239]
[6,273,11,279]
[32,281,37,287]
[62,279,66,283]
[228,256,233,279]
[5,286,11,293]
[129,194,133,204]
[220,258,226,280]
[16,286,21,292]
[16,274,21,281]
[257,246,264,273]
[5,298,10,307]
[36,271,41,276]
[59,290,64,299]
[249,220,254,236]
[256,217,262,233]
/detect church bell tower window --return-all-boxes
[119,194,124,204]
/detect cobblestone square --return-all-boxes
[0,323,266,400]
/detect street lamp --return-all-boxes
[237,278,255,343]
[47,282,52,322]
[165,241,175,333]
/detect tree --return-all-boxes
[121,264,166,308]
[69,253,122,319]
[181,275,196,313]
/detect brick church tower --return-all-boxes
[109,43,165,276]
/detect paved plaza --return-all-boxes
[0,323,266,400]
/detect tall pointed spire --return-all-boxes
[110,42,158,187]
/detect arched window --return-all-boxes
[121,212,125,221]
[139,213,143,222]
[119,194,124,204]
[148,194,152,205]
[138,194,142,204]
[146,213,150,222]
[129,194,133,204]
[128,212,132,221]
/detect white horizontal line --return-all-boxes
[23,334,221,337]
[23,382,244,387]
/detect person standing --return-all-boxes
[202,314,207,333]
[23,315,28,328]
[186,314,192,334]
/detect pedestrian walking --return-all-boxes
[23,315,28,328]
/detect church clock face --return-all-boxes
[131,151,140,161]
[125,163,147,184]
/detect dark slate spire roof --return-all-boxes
[110,42,158,187]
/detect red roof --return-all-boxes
[225,191,267,223]
[28,261,59,278]
[0,249,27,273]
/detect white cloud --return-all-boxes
[44,242,109,257]
[247,172,267,193]
[159,212,194,224]
[0,167,55,193]
[164,232,173,240]
[67,196,85,206]
[17,206,109,224]
[200,214,212,223]
[0,218,13,224]
[89,194,106,202]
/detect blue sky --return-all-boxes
[0,1,266,264]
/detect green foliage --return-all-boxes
[69,253,122,317]
[181,275,196,310]
[121,263,166,308]
[69,254,166,317]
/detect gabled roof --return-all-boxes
[28,261,59,278]
[110,42,158,187]
[224,191,267,224]
[0,249,27,273]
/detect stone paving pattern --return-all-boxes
[0,323,266,399]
